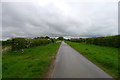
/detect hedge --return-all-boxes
[12,38,52,50]
[2,40,12,46]
[69,35,120,48]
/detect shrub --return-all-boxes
[12,38,52,50]
[2,40,12,46]
[69,35,120,48]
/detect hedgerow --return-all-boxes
[69,35,120,48]
[12,38,52,50]
[2,40,12,46]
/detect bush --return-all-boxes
[69,35,120,48]
[2,40,12,46]
[12,38,52,50]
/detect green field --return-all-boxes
[66,41,119,78]
[2,42,61,78]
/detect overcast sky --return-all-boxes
[1,0,119,40]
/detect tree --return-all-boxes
[34,37,44,39]
[45,36,50,39]
[58,37,64,40]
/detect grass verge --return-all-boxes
[66,41,119,79]
[2,42,61,78]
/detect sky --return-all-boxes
[1,0,119,40]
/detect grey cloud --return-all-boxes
[2,1,118,40]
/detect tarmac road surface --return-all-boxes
[52,41,112,78]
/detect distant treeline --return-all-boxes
[67,35,120,48]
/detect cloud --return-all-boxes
[2,0,118,40]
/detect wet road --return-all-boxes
[52,41,112,78]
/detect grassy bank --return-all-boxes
[2,42,61,78]
[66,41,119,78]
